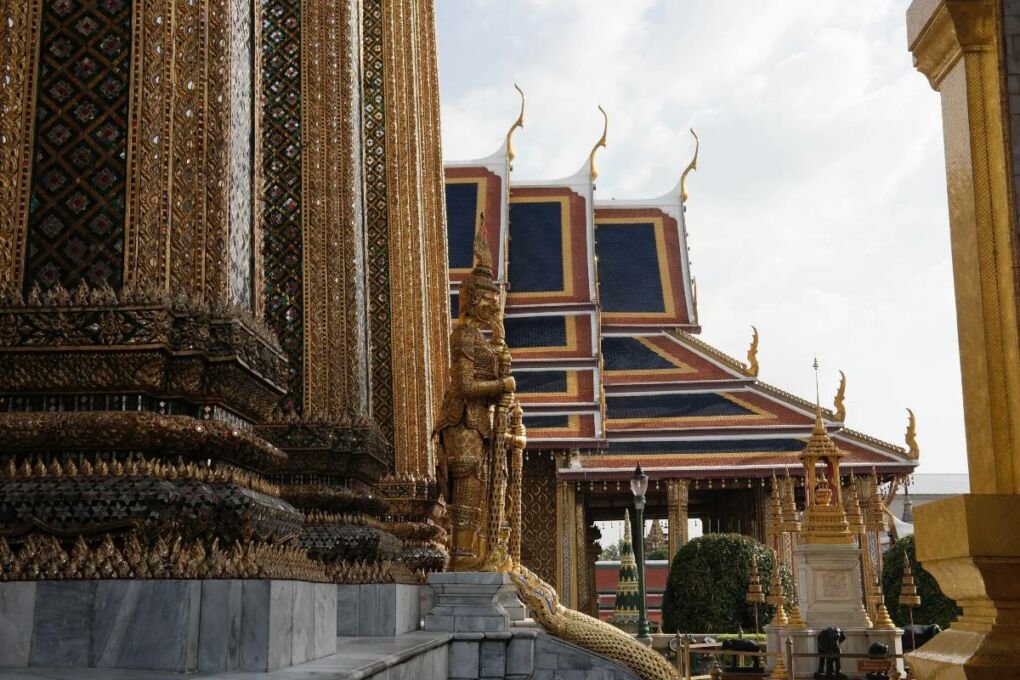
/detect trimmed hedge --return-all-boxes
[662,533,793,634]
[882,535,960,629]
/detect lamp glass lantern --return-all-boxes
[631,464,649,507]
[630,463,652,644]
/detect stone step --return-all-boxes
[0,631,451,680]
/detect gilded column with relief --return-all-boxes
[666,478,690,562]
[906,0,1020,675]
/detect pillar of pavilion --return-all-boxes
[906,1,1020,676]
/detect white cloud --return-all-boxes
[437,0,966,473]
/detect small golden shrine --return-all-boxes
[799,407,854,545]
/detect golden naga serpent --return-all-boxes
[509,562,680,680]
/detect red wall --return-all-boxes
[595,560,670,626]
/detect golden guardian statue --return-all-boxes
[435,217,518,571]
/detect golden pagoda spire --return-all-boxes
[780,474,801,535]
[899,559,921,608]
[844,474,865,536]
[800,358,853,544]
[905,408,920,459]
[746,326,760,377]
[747,554,765,605]
[588,105,608,181]
[767,548,788,625]
[874,598,897,629]
[505,83,525,163]
[833,370,847,422]
[787,601,806,629]
[680,128,699,203]
[770,648,790,680]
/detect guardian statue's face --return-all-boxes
[474,289,499,323]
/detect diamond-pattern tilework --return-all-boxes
[362,0,393,441]
[24,0,132,292]
[228,0,255,309]
[261,0,304,412]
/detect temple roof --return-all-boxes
[443,116,918,478]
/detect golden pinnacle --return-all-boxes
[787,602,806,628]
[874,599,896,629]
[65,459,78,477]
[899,560,922,608]
[769,648,789,680]
[33,459,46,477]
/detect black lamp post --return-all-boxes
[630,463,652,645]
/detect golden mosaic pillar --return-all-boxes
[907,0,1020,676]
[557,471,580,608]
[259,0,449,481]
[0,0,328,581]
[377,0,450,478]
[666,478,690,562]
[0,0,286,423]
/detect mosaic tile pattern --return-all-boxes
[228,0,255,309]
[362,0,394,441]
[260,0,303,411]
[24,0,133,292]
[522,453,558,585]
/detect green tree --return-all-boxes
[647,546,669,560]
[662,533,792,634]
[882,535,960,629]
[600,542,621,561]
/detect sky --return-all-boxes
[435,0,967,476]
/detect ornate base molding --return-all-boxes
[0,283,289,421]
[258,419,390,484]
[908,495,1020,679]
[376,472,449,575]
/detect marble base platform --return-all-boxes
[794,543,871,629]
[0,580,336,673]
[336,583,426,637]
[765,625,903,679]
[424,572,517,634]
[0,631,452,680]
[496,588,528,622]
[422,572,639,679]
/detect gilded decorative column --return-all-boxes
[666,478,690,562]
[575,497,591,615]
[0,0,325,583]
[364,0,450,478]
[0,0,287,424]
[257,0,387,487]
[780,476,801,591]
[0,0,42,290]
[765,483,783,558]
[906,1,1020,675]
[557,473,579,608]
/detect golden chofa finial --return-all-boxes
[589,105,608,182]
[905,408,920,459]
[680,128,699,203]
[833,370,847,422]
[745,326,760,377]
[506,83,525,163]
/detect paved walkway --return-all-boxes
[0,632,450,680]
